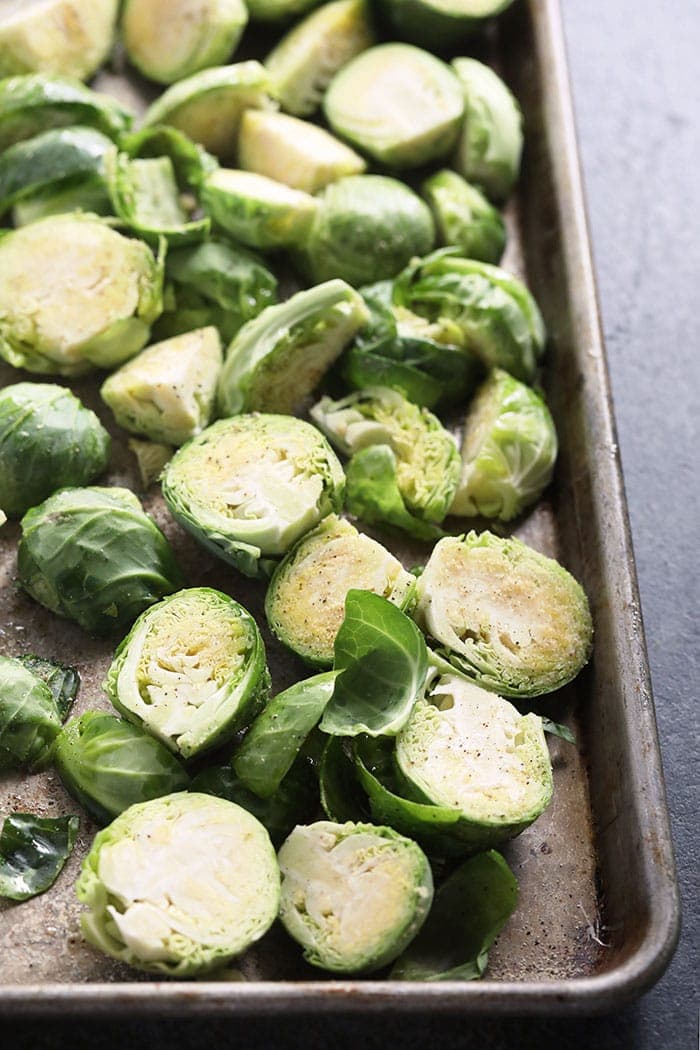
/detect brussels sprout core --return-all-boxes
[77,792,280,975]
[278,821,433,972]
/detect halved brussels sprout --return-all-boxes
[217,279,368,416]
[101,326,222,446]
[54,711,191,824]
[0,655,62,771]
[161,414,345,577]
[246,0,320,21]
[451,57,523,202]
[105,587,269,760]
[295,175,435,287]
[323,44,464,169]
[105,153,210,247]
[11,175,112,225]
[393,250,546,383]
[0,382,110,518]
[201,168,317,249]
[311,386,460,538]
[18,486,184,636]
[450,368,558,521]
[0,215,163,377]
[0,0,119,81]
[77,792,280,975]
[128,439,174,488]
[142,61,276,162]
[415,531,594,697]
[0,73,133,152]
[265,0,374,118]
[422,169,506,265]
[122,0,248,85]
[376,0,515,50]
[278,820,433,972]
[395,674,553,848]
[265,515,416,666]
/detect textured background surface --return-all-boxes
[6,0,699,1046]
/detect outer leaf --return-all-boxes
[17,655,79,723]
[346,445,446,542]
[0,655,62,771]
[541,717,577,745]
[320,590,428,737]
[319,735,370,823]
[0,813,78,901]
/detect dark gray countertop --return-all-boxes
[7,0,698,1046]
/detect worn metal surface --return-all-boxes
[0,0,679,1016]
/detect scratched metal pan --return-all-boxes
[0,0,680,1017]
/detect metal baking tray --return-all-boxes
[0,0,680,1017]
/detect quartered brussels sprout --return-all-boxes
[450,369,558,521]
[105,153,210,247]
[0,655,62,771]
[122,0,248,85]
[311,387,460,539]
[18,486,184,636]
[0,382,110,518]
[201,168,317,250]
[0,215,163,377]
[54,712,191,824]
[376,0,515,50]
[0,0,119,81]
[393,250,546,383]
[101,326,222,446]
[395,674,553,849]
[217,279,368,416]
[105,588,269,760]
[77,792,280,975]
[265,515,416,666]
[295,175,435,287]
[451,57,523,202]
[142,61,276,162]
[161,415,345,577]
[128,439,173,488]
[415,531,594,697]
[0,73,133,152]
[279,821,432,972]
[246,0,320,21]
[265,0,374,118]
[239,110,366,194]
[422,169,506,265]
[323,44,464,169]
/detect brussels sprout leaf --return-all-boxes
[319,736,370,823]
[320,590,428,737]
[390,851,518,980]
[540,717,577,745]
[18,655,79,723]
[346,446,446,542]
[0,813,79,901]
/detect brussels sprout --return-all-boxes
[0,813,79,901]
[153,237,277,345]
[395,674,552,848]
[278,820,432,972]
[76,792,280,975]
[375,0,515,51]
[311,387,460,538]
[142,61,276,162]
[101,327,222,446]
[0,0,119,81]
[11,175,112,225]
[122,0,248,86]
[201,168,317,250]
[121,124,219,186]
[450,368,558,521]
[0,125,116,219]
[451,58,523,202]
[392,250,546,383]
[128,439,173,489]
[0,655,62,771]
[415,531,594,697]
[0,215,163,377]
[295,175,435,287]
[54,712,191,824]
[266,515,415,667]
[323,44,464,169]
[105,587,269,760]
[265,0,374,118]
[105,153,210,247]
[239,110,365,194]
[161,414,345,577]
[16,653,79,722]
[18,486,184,636]
[0,73,133,152]
[0,382,110,518]
[422,169,506,265]
[217,280,368,416]
[246,0,320,21]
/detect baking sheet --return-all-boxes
[0,0,680,1015]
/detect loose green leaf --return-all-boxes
[347,445,446,542]
[541,717,577,745]
[390,850,518,979]
[320,590,428,737]
[319,735,370,823]
[0,813,79,901]
[17,655,79,723]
